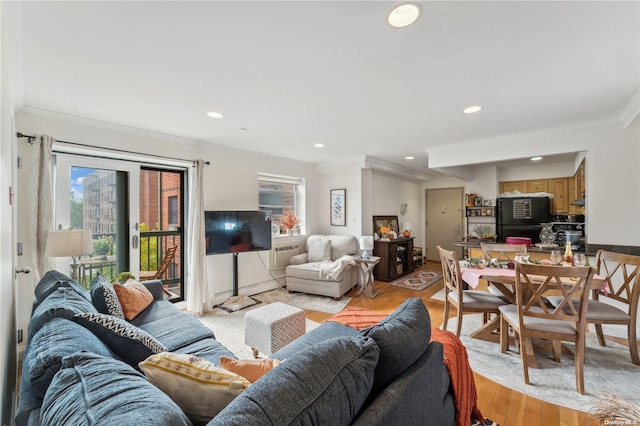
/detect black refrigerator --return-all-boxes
[497,197,551,244]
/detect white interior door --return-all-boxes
[54,154,140,280]
[425,188,464,261]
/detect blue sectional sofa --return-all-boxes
[17,270,455,426]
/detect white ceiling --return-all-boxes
[16,1,640,177]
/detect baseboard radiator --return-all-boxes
[270,245,300,271]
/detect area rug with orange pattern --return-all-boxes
[389,269,442,291]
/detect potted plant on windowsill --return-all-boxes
[280,211,300,236]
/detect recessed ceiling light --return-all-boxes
[531,156,543,161]
[314,143,324,148]
[463,106,482,114]
[405,156,415,160]
[206,111,224,118]
[387,3,422,28]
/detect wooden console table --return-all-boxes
[373,237,414,281]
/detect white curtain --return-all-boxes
[30,134,54,280]
[186,159,210,316]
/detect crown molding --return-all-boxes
[16,106,313,166]
[618,88,640,127]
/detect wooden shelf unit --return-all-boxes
[373,237,414,281]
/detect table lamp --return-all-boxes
[401,222,413,237]
[360,236,374,260]
[45,228,94,281]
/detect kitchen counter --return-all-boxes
[452,240,594,256]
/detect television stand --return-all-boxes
[233,252,239,296]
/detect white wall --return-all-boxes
[14,111,320,336]
[498,161,576,182]
[371,171,423,249]
[315,160,363,237]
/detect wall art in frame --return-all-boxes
[372,216,399,238]
[330,189,346,226]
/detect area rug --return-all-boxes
[450,314,640,413]
[198,304,321,359]
[390,269,442,291]
[252,287,350,314]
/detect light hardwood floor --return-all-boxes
[303,260,606,426]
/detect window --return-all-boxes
[258,173,304,233]
[168,196,178,225]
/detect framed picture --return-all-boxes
[330,189,346,226]
[373,215,399,238]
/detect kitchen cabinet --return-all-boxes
[373,237,414,281]
[525,179,548,193]
[500,181,524,194]
[549,178,569,213]
[569,159,586,214]
[500,160,586,214]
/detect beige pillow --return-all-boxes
[308,239,331,262]
[113,279,154,320]
[139,352,251,423]
[219,356,283,383]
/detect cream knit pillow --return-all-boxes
[139,352,251,424]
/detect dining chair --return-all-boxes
[499,262,596,394]
[480,243,528,301]
[480,243,528,261]
[140,245,178,297]
[547,250,640,365]
[437,245,509,337]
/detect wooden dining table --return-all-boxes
[459,263,607,368]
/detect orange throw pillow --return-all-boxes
[219,356,283,383]
[113,279,154,320]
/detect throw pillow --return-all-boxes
[40,351,191,426]
[34,270,91,305]
[72,312,167,368]
[113,279,154,320]
[307,239,331,262]
[359,298,431,397]
[90,273,125,319]
[210,336,379,426]
[139,352,251,424]
[219,356,283,383]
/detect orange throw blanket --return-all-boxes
[431,327,485,426]
[326,307,485,426]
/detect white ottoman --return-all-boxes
[244,302,305,357]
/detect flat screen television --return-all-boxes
[205,210,272,255]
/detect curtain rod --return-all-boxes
[16,132,210,165]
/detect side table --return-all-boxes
[354,256,380,299]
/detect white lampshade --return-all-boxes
[45,229,94,258]
[401,222,413,232]
[360,236,374,251]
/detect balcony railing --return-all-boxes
[140,230,182,300]
[78,230,182,301]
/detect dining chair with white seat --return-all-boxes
[437,245,509,338]
[499,262,596,394]
[480,243,528,301]
[480,243,528,262]
[546,249,640,365]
